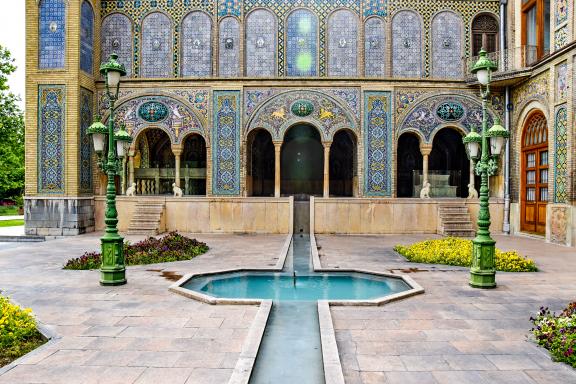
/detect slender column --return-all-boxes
[128,146,135,187]
[172,145,183,188]
[323,142,331,198]
[274,142,282,198]
[420,144,432,184]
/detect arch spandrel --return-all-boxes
[398,93,500,144]
[246,90,358,142]
[102,95,207,146]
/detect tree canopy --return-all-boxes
[0,45,24,202]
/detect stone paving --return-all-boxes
[317,234,576,384]
[0,233,285,384]
[1,232,575,384]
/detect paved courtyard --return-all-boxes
[0,232,575,383]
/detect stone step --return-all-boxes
[127,201,165,235]
[438,203,474,238]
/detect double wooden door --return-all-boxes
[521,112,548,235]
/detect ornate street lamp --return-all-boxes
[463,48,509,289]
[87,53,129,286]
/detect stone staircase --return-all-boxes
[438,203,476,238]
[127,200,165,236]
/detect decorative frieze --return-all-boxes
[212,90,241,195]
[38,85,66,194]
[364,91,392,197]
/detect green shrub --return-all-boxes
[394,237,537,272]
[531,303,576,368]
[0,295,45,367]
[64,232,209,270]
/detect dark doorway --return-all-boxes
[396,133,423,197]
[182,134,207,195]
[330,130,356,197]
[281,124,323,196]
[248,129,275,196]
[429,128,470,198]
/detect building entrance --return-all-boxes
[281,124,323,196]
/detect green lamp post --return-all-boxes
[463,48,509,289]
[87,53,130,286]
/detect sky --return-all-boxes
[0,1,25,108]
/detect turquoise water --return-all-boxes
[185,272,409,301]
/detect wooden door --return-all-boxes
[521,112,548,235]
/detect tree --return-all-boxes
[0,45,24,202]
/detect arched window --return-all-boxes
[141,12,172,78]
[521,111,548,234]
[245,9,277,77]
[392,10,422,78]
[286,9,318,77]
[181,12,212,77]
[219,17,240,77]
[39,0,66,69]
[327,9,359,77]
[431,12,463,79]
[101,13,133,77]
[471,14,499,56]
[364,17,386,77]
[80,1,94,74]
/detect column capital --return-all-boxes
[273,141,283,148]
[171,144,183,156]
[420,144,433,156]
[323,141,332,149]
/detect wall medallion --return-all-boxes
[138,101,169,123]
[436,101,465,121]
[291,99,314,117]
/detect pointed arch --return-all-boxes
[327,9,359,77]
[141,12,173,78]
[101,13,133,77]
[181,11,213,77]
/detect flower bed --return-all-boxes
[0,295,45,367]
[531,303,576,368]
[394,237,537,272]
[64,232,209,270]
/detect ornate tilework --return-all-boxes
[141,12,172,78]
[399,94,495,142]
[246,89,358,140]
[364,17,386,77]
[111,95,205,145]
[101,13,133,77]
[79,88,93,193]
[244,87,360,120]
[219,17,241,77]
[553,104,568,203]
[555,0,568,26]
[364,0,388,17]
[80,1,94,74]
[327,9,359,77]
[395,89,433,117]
[556,62,568,101]
[39,0,66,69]
[286,9,318,77]
[218,0,242,17]
[554,26,568,51]
[512,72,549,121]
[38,85,65,194]
[212,90,241,195]
[245,9,277,77]
[431,11,462,79]
[181,11,212,77]
[243,0,360,77]
[363,91,392,197]
[168,89,210,122]
[392,10,422,78]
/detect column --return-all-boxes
[274,142,282,198]
[171,145,183,188]
[420,145,432,184]
[323,142,331,198]
[468,160,477,198]
[128,146,135,187]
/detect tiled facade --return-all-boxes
[26,0,576,246]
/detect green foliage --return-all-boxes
[0,220,23,227]
[0,206,18,216]
[0,295,45,367]
[531,303,576,368]
[0,45,24,200]
[394,237,537,272]
[64,232,209,270]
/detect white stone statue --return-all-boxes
[126,183,136,197]
[467,182,478,199]
[172,183,183,198]
[420,181,431,199]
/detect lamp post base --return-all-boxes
[469,238,496,289]
[99,236,127,286]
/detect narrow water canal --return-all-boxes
[250,234,325,384]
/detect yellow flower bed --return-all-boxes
[0,295,45,367]
[394,237,537,272]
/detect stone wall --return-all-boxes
[25,197,95,236]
